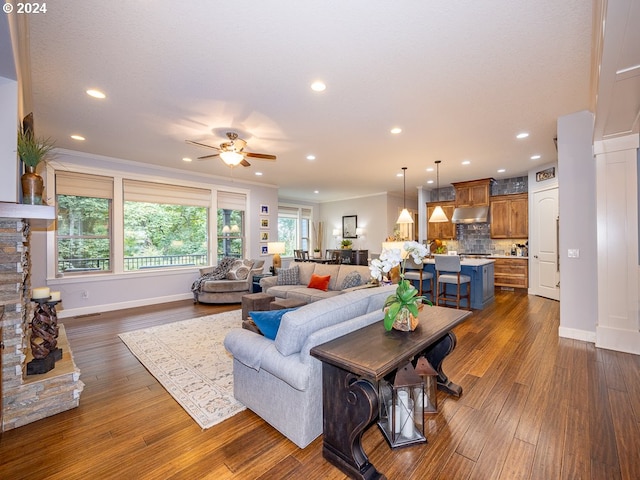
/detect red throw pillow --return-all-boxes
[308,274,331,291]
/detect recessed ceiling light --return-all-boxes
[427,180,434,184]
[396,173,403,177]
[426,167,434,172]
[310,81,326,92]
[182,157,192,162]
[70,134,85,141]
[390,127,402,134]
[516,132,529,139]
[497,168,506,173]
[306,154,316,161]
[462,160,471,165]
[255,172,263,176]
[530,154,541,160]
[86,89,106,99]
[314,190,320,194]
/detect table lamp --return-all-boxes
[268,242,286,270]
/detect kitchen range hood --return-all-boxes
[451,205,490,224]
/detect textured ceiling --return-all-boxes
[21,1,631,202]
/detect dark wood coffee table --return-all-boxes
[310,306,472,480]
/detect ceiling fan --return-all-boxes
[186,132,276,167]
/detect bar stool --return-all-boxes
[434,254,471,310]
[403,256,434,302]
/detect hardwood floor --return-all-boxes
[1,291,639,479]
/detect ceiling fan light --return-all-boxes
[220,150,244,166]
[396,208,414,224]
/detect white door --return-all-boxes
[530,188,559,300]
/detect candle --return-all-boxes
[50,291,61,302]
[32,287,50,299]
[398,391,415,438]
[387,402,401,434]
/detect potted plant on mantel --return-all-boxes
[340,239,353,249]
[17,129,55,205]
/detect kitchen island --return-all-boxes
[423,258,495,309]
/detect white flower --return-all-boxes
[369,241,428,282]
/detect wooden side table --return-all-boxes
[311,306,472,479]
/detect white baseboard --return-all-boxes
[57,293,194,319]
[596,325,640,355]
[558,326,597,344]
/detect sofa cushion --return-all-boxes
[340,271,362,290]
[335,265,372,291]
[226,259,253,280]
[310,264,341,290]
[308,274,331,291]
[250,307,299,340]
[286,288,342,304]
[200,279,249,293]
[277,265,300,285]
[275,289,375,356]
[296,262,317,287]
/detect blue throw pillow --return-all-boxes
[249,307,299,340]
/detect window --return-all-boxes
[217,191,246,259]
[56,172,113,273]
[278,205,311,256]
[54,172,212,274]
[123,180,210,270]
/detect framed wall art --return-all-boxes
[260,217,269,229]
[261,244,269,256]
[260,204,269,215]
[260,231,270,242]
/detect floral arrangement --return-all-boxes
[370,241,430,331]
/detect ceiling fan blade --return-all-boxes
[245,152,276,160]
[240,159,251,167]
[185,139,220,151]
[197,153,220,160]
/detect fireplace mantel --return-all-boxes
[0,202,55,220]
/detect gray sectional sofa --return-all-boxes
[259,261,374,304]
[223,284,395,448]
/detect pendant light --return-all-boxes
[429,160,449,223]
[396,167,414,224]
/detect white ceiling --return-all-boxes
[20,0,639,202]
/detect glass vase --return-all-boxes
[21,165,44,205]
[392,306,419,331]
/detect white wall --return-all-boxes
[557,111,598,341]
[0,78,18,203]
[30,149,279,317]
[318,192,417,256]
[594,134,640,354]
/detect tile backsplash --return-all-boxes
[429,176,529,254]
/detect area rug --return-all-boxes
[118,309,245,429]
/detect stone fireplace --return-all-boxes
[1,207,84,431]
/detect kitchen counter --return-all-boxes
[420,258,495,309]
[488,255,529,260]
[424,258,495,267]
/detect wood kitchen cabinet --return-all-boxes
[426,201,456,240]
[452,178,493,207]
[492,257,528,288]
[490,193,528,238]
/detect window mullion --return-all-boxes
[112,176,124,274]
